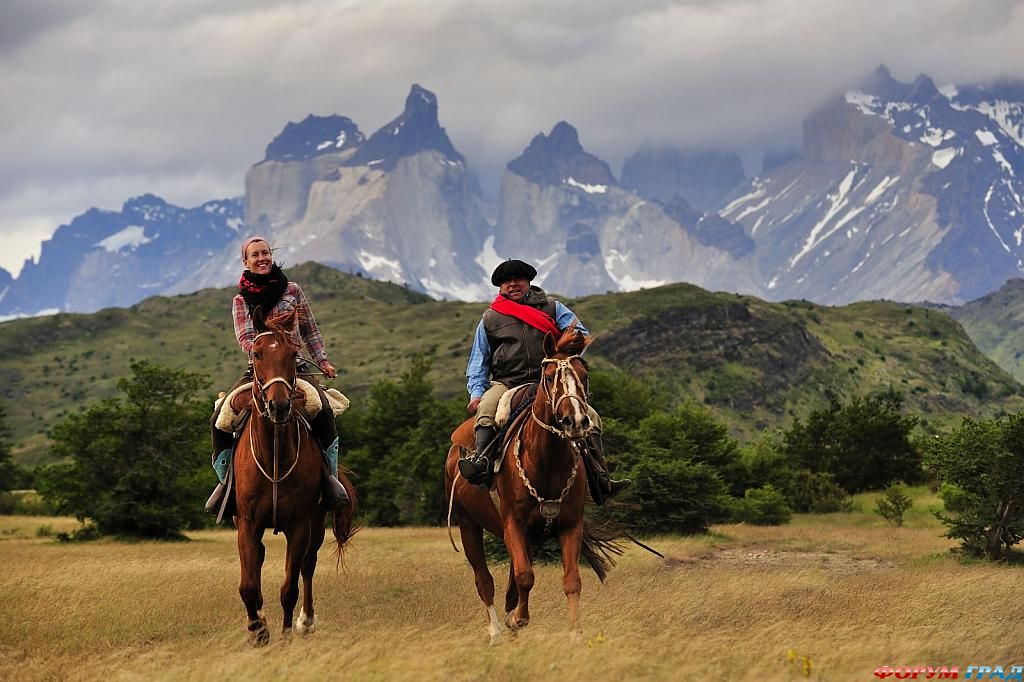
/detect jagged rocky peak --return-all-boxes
[621,146,745,210]
[663,193,754,258]
[346,84,465,169]
[506,121,616,188]
[264,114,365,162]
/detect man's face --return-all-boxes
[499,276,529,302]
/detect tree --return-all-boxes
[35,361,211,539]
[783,392,920,492]
[924,415,1024,559]
[0,401,16,491]
[341,354,459,526]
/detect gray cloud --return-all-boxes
[2,0,1023,275]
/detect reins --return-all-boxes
[247,329,306,531]
[516,353,591,530]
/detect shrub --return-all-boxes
[617,457,729,534]
[924,415,1024,559]
[731,485,792,525]
[874,483,913,526]
[782,391,920,492]
[35,361,211,539]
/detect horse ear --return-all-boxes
[251,305,267,332]
[543,331,557,357]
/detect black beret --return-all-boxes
[491,259,537,286]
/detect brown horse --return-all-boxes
[232,311,356,647]
[445,326,619,644]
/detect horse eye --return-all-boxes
[253,351,261,360]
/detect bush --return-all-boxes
[874,483,913,526]
[925,415,1024,559]
[342,354,462,526]
[35,361,211,539]
[782,391,921,492]
[731,485,792,525]
[617,456,729,534]
[783,469,853,514]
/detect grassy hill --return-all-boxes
[944,277,1024,382]
[2,263,1021,466]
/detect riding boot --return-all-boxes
[458,425,498,487]
[205,426,236,516]
[320,451,350,508]
[585,432,631,504]
[310,400,349,509]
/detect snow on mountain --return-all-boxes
[716,66,1024,305]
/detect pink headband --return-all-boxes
[241,236,271,261]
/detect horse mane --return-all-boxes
[262,309,300,352]
[553,323,591,357]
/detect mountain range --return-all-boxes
[3,66,1024,316]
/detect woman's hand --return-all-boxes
[319,360,337,379]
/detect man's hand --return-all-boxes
[467,397,481,415]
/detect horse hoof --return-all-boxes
[294,608,316,636]
[488,632,502,646]
[247,617,270,648]
[504,612,529,630]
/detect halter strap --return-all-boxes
[532,354,591,438]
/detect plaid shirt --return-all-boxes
[232,282,329,368]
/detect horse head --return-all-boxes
[251,309,300,425]
[538,322,593,440]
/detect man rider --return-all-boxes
[459,258,630,502]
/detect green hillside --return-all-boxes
[2,263,1021,467]
[945,278,1024,382]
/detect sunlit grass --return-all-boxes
[0,511,1018,681]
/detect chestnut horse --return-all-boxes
[445,326,620,644]
[233,311,356,647]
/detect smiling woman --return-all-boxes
[204,236,348,518]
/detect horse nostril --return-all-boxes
[581,416,590,429]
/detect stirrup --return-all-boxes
[458,456,491,487]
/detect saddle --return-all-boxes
[452,384,537,475]
[214,380,350,433]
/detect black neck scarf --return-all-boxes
[239,264,288,316]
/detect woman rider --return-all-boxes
[204,236,349,515]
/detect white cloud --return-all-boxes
[1,0,1023,275]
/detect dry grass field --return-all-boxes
[1,496,1022,681]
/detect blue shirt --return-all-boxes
[466,300,589,399]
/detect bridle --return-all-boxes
[529,354,591,439]
[248,330,304,529]
[251,331,297,425]
[518,353,590,527]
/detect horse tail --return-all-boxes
[580,517,626,583]
[331,471,358,565]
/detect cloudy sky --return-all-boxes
[2,0,1022,277]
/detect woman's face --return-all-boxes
[243,240,273,275]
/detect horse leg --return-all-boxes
[502,518,534,631]
[503,562,519,616]
[280,518,312,637]
[558,524,585,641]
[458,514,502,645]
[295,514,325,635]
[237,519,270,647]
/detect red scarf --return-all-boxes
[490,295,560,337]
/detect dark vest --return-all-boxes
[482,294,558,389]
